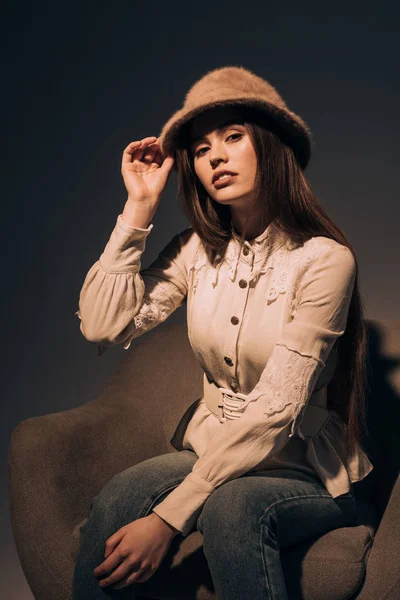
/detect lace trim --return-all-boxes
[249,344,325,439]
[189,245,216,294]
[123,285,175,350]
[264,237,327,308]
[190,242,273,294]
[265,246,301,306]
[74,282,176,355]
[189,236,308,310]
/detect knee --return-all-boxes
[83,453,196,538]
[82,481,125,542]
[197,478,257,539]
[82,466,149,541]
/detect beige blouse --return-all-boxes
[75,213,373,537]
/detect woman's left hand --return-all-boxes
[93,513,179,590]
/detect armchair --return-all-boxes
[8,317,400,599]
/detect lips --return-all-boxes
[213,174,237,188]
[212,170,238,184]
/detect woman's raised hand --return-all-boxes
[121,136,174,207]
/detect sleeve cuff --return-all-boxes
[98,215,153,272]
[151,471,215,537]
[117,214,154,233]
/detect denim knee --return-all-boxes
[197,478,257,539]
[82,450,199,537]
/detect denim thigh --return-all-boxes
[196,469,358,600]
[197,468,357,544]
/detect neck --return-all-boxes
[230,211,272,242]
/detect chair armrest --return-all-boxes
[8,317,200,599]
[10,385,170,517]
[8,381,170,600]
[357,473,400,599]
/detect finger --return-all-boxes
[142,139,162,158]
[94,551,122,578]
[160,155,174,173]
[100,529,126,566]
[104,526,129,559]
[132,564,154,583]
[140,136,157,144]
[152,147,164,167]
[104,528,126,558]
[122,142,143,166]
[113,564,152,589]
[136,136,158,154]
[104,543,116,559]
[142,142,160,164]
[148,146,172,168]
[133,142,159,164]
[94,530,126,575]
[122,137,157,165]
[99,559,138,588]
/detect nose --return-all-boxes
[209,140,228,166]
[210,153,227,167]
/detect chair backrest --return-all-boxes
[114,311,205,449]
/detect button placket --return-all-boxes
[222,261,252,391]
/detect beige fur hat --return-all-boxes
[158,65,313,170]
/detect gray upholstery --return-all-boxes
[8,318,400,599]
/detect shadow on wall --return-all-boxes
[354,320,400,518]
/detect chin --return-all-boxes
[211,195,238,204]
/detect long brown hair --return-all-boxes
[172,106,368,460]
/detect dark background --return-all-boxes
[3,1,399,596]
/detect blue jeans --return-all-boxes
[72,449,358,599]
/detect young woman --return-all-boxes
[72,66,373,599]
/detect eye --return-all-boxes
[195,133,242,157]
[227,133,242,142]
[195,147,208,157]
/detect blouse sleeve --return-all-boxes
[152,241,357,536]
[75,214,191,355]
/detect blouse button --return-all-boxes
[239,279,247,288]
[242,247,249,256]
[224,356,234,366]
[231,316,239,325]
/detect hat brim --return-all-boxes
[160,97,312,170]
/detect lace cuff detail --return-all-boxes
[122,284,176,350]
[249,344,326,438]
[74,281,176,354]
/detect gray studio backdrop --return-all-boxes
[3,1,399,597]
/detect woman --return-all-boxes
[72,66,373,599]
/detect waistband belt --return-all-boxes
[202,372,331,439]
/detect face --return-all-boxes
[189,106,259,212]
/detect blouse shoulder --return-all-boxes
[297,236,356,291]
[158,226,200,270]
[302,235,355,266]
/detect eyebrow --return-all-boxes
[190,119,244,147]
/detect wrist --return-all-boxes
[121,200,154,229]
[149,511,180,537]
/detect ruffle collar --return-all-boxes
[191,219,289,289]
